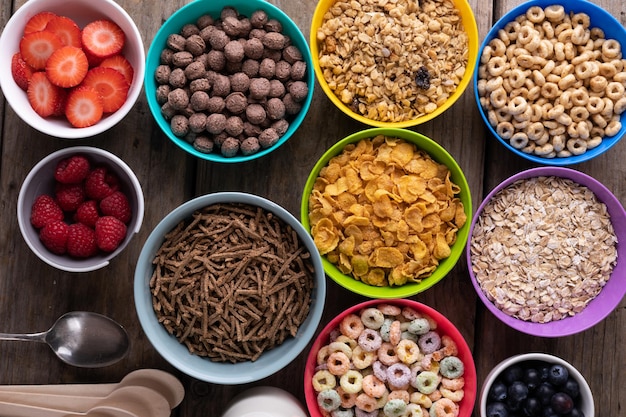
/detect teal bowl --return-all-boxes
[145,0,314,163]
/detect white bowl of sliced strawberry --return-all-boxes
[0,0,145,138]
[17,146,144,272]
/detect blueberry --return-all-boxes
[504,364,525,384]
[542,406,559,417]
[547,365,569,386]
[551,392,574,414]
[487,401,510,417]
[509,381,530,403]
[524,368,542,392]
[490,381,509,402]
[507,397,523,412]
[536,382,556,406]
[562,378,580,399]
[564,408,585,417]
[540,365,551,382]
[522,397,542,417]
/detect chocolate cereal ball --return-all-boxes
[225,92,247,114]
[206,113,227,134]
[156,84,170,104]
[206,96,225,113]
[221,16,241,37]
[265,19,282,33]
[249,78,271,100]
[242,59,260,77]
[212,74,231,97]
[167,88,189,110]
[155,65,171,84]
[190,91,210,111]
[224,40,245,63]
[225,116,244,136]
[283,45,303,64]
[243,121,262,137]
[189,112,207,133]
[288,81,309,102]
[208,29,230,50]
[180,23,199,38]
[220,137,240,157]
[246,103,266,125]
[262,32,286,50]
[166,33,186,52]
[258,58,276,78]
[196,14,214,30]
[184,61,206,80]
[283,93,302,115]
[206,50,226,71]
[268,79,285,98]
[271,119,290,136]
[258,128,280,148]
[230,72,250,92]
[250,10,268,29]
[290,60,307,81]
[244,38,264,60]
[274,61,291,82]
[168,68,186,88]
[266,97,286,120]
[185,34,206,56]
[193,135,214,153]
[240,137,261,155]
[172,51,193,67]
[189,78,210,93]
[170,114,189,137]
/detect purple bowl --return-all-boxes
[466,167,626,337]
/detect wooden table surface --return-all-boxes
[1,0,624,416]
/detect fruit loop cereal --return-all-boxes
[311,304,467,417]
[308,135,467,287]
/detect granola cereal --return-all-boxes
[469,176,618,323]
[316,0,469,123]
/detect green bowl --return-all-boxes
[300,128,472,298]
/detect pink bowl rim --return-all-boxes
[303,299,477,417]
[466,167,626,337]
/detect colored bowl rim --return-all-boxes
[310,0,479,128]
[473,0,626,165]
[304,299,477,417]
[144,0,315,163]
[300,127,472,298]
[466,166,626,337]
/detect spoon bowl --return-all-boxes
[0,312,130,368]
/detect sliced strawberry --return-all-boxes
[11,53,34,91]
[81,67,129,113]
[64,86,104,128]
[81,19,125,59]
[24,11,58,34]
[52,88,68,117]
[99,55,134,85]
[27,72,65,117]
[44,15,82,48]
[46,45,89,88]
[19,30,64,70]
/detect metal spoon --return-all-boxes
[0,311,130,368]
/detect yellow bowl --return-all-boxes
[310,0,478,128]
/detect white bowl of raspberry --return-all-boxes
[0,0,145,138]
[17,146,144,272]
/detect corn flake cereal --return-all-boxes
[309,135,466,286]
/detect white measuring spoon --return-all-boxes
[0,369,184,408]
[0,386,171,417]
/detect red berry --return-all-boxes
[11,52,34,91]
[54,154,91,184]
[95,216,127,252]
[44,15,82,48]
[75,200,100,228]
[64,86,104,128]
[45,45,89,88]
[99,190,131,224]
[81,19,125,59]
[84,166,120,200]
[66,223,98,258]
[81,67,129,113]
[39,219,69,255]
[55,182,85,212]
[26,72,65,117]
[99,54,134,85]
[30,194,64,229]
[19,30,64,70]
[24,11,58,35]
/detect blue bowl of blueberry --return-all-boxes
[480,353,594,417]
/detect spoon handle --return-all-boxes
[0,383,117,396]
[0,332,47,343]
[0,392,103,412]
[0,401,69,417]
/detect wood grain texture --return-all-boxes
[0,1,624,416]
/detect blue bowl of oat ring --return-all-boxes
[474,0,626,165]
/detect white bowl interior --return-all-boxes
[0,0,145,138]
[17,146,144,272]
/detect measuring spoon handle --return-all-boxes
[0,383,117,396]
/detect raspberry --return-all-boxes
[55,182,85,212]
[30,194,64,228]
[84,166,120,200]
[74,199,100,228]
[95,216,127,252]
[66,223,97,258]
[54,154,91,184]
[99,190,131,223]
[39,220,69,254]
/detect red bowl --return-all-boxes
[304,299,477,417]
